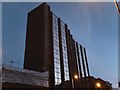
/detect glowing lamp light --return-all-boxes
[96,82,101,88]
[74,75,78,79]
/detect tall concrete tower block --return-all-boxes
[24,3,51,72]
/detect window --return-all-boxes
[61,21,70,81]
[52,14,62,85]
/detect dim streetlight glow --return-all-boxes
[96,82,101,88]
[74,75,78,79]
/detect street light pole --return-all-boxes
[95,82,101,90]
[72,78,74,90]
[72,75,78,90]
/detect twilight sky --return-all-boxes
[2,2,118,87]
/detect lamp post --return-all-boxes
[72,75,78,90]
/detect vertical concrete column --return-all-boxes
[76,42,83,88]
[83,47,90,89]
[80,45,86,78]
[65,25,73,86]
[65,25,72,83]
[49,12,55,89]
[80,45,87,89]
[76,42,83,78]
[83,47,90,77]
[71,40,79,88]
[58,18,65,84]
[72,40,79,76]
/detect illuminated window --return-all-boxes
[61,21,70,81]
[78,45,84,77]
[52,14,62,85]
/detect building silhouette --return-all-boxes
[24,3,112,89]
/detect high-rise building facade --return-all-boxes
[24,3,90,88]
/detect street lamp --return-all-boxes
[95,82,101,90]
[72,74,79,90]
[96,82,101,88]
[74,75,78,79]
